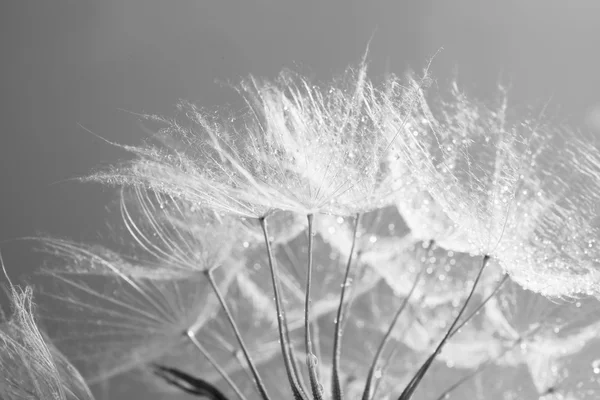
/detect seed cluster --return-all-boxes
[2,61,600,400]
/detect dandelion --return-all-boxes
[394,81,600,298]
[80,59,436,400]
[28,59,600,400]
[88,62,424,218]
[0,263,94,400]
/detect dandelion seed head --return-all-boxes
[395,80,600,298]
[88,64,426,219]
[33,62,600,399]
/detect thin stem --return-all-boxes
[448,273,509,340]
[370,317,408,400]
[205,269,271,400]
[305,213,324,400]
[186,331,249,400]
[370,265,429,399]
[397,255,490,400]
[233,349,256,387]
[331,213,362,400]
[362,245,429,400]
[312,317,323,381]
[260,217,309,400]
[282,306,310,397]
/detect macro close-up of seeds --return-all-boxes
[2,2,600,399]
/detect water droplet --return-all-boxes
[593,359,600,374]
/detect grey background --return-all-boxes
[2,0,600,397]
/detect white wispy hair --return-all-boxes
[394,81,600,297]
[480,279,600,399]
[523,331,600,400]
[88,64,425,218]
[362,240,503,308]
[32,188,256,383]
[115,186,260,273]
[34,244,230,383]
[0,284,94,400]
[148,272,286,398]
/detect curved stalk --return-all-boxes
[283,306,310,397]
[362,251,428,400]
[205,268,271,400]
[397,255,490,400]
[305,213,324,400]
[186,332,249,400]
[331,213,362,400]
[260,217,309,400]
[448,273,509,340]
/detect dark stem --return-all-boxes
[362,242,431,400]
[331,213,362,400]
[282,305,310,397]
[205,269,271,400]
[153,364,230,400]
[305,213,324,400]
[259,217,309,400]
[186,332,248,400]
[397,255,490,400]
[369,318,406,399]
[448,273,509,340]
[312,317,323,381]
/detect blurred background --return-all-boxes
[2,0,600,397]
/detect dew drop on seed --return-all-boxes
[592,359,600,374]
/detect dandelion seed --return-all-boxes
[0,277,94,400]
[32,188,254,384]
[396,81,600,298]
[88,64,426,219]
